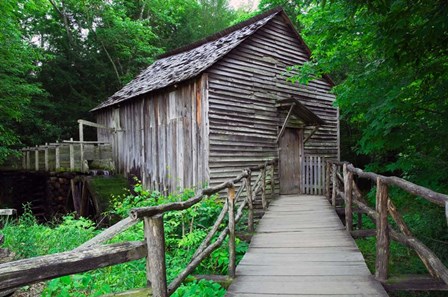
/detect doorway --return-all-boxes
[279,128,303,194]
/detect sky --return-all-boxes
[228,0,260,11]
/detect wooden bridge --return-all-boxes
[1,160,447,296]
[226,194,388,296]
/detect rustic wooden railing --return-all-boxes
[326,160,448,291]
[13,120,114,173]
[20,140,113,172]
[0,159,277,297]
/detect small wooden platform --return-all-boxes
[226,195,388,296]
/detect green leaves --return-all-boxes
[282,0,448,188]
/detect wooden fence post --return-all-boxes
[144,215,168,297]
[26,150,30,170]
[325,161,331,201]
[35,146,39,171]
[55,143,60,170]
[261,165,267,210]
[375,178,389,282]
[343,164,353,231]
[69,138,75,171]
[246,172,254,233]
[331,164,337,207]
[79,122,85,172]
[44,143,49,171]
[228,185,236,278]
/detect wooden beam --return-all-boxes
[343,164,353,231]
[276,103,295,143]
[261,165,267,210]
[228,185,236,278]
[246,172,254,232]
[346,164,448,206]
[375,178,390,282]
[77,119,113,130]
[144,215,167,297]
[303,125,319,144]
[0,241,146,291]
[385,275,448,291]
[351,229,376,238]
[74,217,138,251]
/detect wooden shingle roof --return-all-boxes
[91,8,282,112]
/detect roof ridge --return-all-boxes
[158,7,283,59]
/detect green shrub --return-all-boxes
[3,183,248,296]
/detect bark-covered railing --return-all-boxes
[0,159,277,296]
[326,160,448,291]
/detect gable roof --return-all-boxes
[91,7,333,112]
[91,8,282,112]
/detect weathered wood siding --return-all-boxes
[95,78,209,192]
[206,14,338,189]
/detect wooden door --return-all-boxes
[279,128,303,194]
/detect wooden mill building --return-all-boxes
[91,7,339,195]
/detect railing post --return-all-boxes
[144,215,168,297]
[246,172,254,233]
[44,143,49,171]
[261,165,267,210]
[79,122,85,172]
[55,142,60,170]
[331,164,337,207]
[35,146,39,171]
[69,138,75,171]
[26,150,30,170]
[325,161,331,201]
[227,185,236,278]
[343,164,353,231]
[375,178,389,282]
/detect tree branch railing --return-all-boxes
[326,160,448,291]
[0,159,277,297]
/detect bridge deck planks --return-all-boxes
[226,194,389,296]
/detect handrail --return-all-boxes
[0,158,278,297]
[326,160,448,291]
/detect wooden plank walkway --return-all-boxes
[226,194,389,297]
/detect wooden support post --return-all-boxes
[261,165,267,210]
[227,185,236,278]
[246,172,254,233]
[35,146,39,171]
[270,163,275,199]
[325,161,331,201]
[357,212,363,230]
[343,164,353,231]
[55,142,60,170]
[22,152,26,169]
[79,122,85,172]
[446,201,448,226]
[375,178,389,282]
[331,164,337,208]
[69,138,74,171]
[44,143,49,171]
[144,215,168,297]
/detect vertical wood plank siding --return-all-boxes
[95,79,208,192]
[206,15,338,190]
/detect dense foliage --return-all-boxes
[2,186,248,296]
[261,0,448,190]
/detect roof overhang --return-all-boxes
[276,98,325,126]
